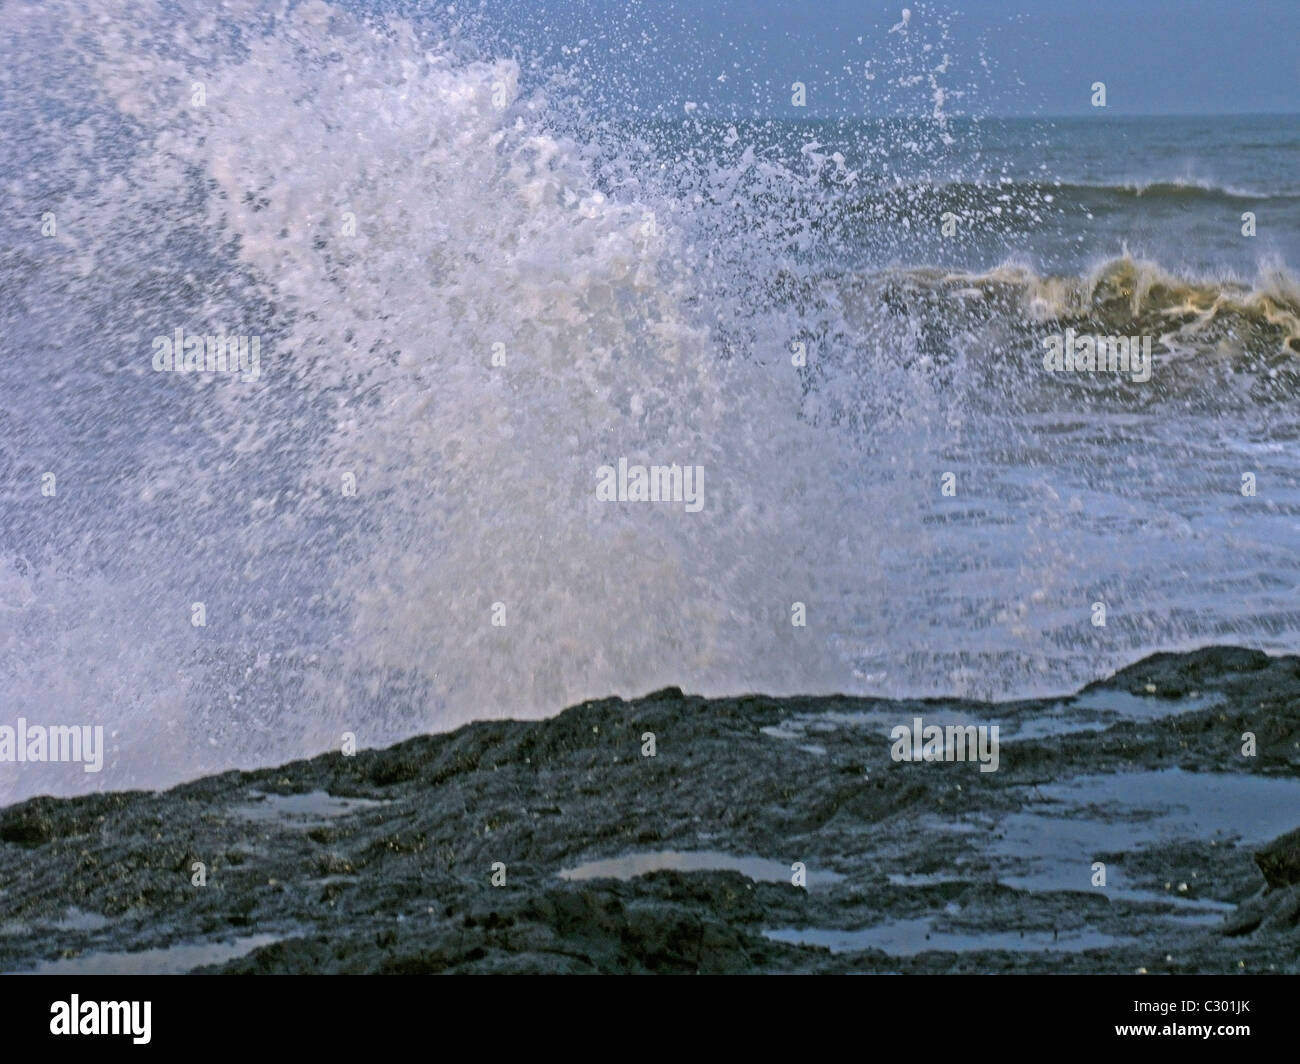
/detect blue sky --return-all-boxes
[468,0,1299,117]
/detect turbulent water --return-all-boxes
[1,0,1297,803]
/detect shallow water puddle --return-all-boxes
[883,870,1235,926]
[1010,718,1110,740]
[988,769,1300,895]
[47,908,113,932]
[559,850,844,889]
[3,908,118,939]
[765,919,1124,956]
[761,691,1225,746]
[15,934,281,975]
[762,707,1011,743]
[1014,691,1225,740]
[1066,690,1223,719]
[233,790,389,827]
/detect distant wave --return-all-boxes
[1099,178,1276,201]
[874,256,1300,346]
[1023,178,1276,202]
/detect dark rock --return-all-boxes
[0,804,54,846]
[1255,826,1300,889]
[1,646,1298,974]
[1086,645,1270,698]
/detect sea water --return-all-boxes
[1,1,1296,804]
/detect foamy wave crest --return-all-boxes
[876,256,1300,357]
[1,0,884,796]
[206,8,871,717]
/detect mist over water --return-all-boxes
[2,0,1297,803]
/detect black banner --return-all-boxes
[0,974,1288,1052]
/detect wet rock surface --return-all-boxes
[1255,827,1300,889]
[1,646,1297,974]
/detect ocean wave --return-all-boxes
[4,0,1299,804]
[966,178,1272,201]
[1100,178,1276,201]
[870,256,1300,349]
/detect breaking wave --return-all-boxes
[1,0,1297,802]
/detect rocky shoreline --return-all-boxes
[2,645,1298,974]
